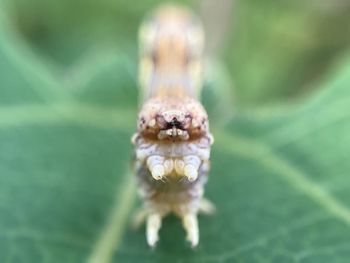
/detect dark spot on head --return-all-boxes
[139,117,146,128]
[166,118,182,129]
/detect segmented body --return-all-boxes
[133,132,212,216]
[132,5,214,247]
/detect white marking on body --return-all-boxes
[148,118,156,127]
[162,110,185,122]
[191,119,199,127]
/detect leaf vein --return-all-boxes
[0,104,135,131]
[86,171,136,263]
[215,131,350,225]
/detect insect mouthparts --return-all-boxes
[168,118,182,128]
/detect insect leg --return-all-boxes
[131,207,148,229]
[146,213,162,247]
[199,198,216,215]
[182,213,199,248]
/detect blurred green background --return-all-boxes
[1,0,350,262]
[5,0,350,105]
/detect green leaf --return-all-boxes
[1,2,350,263]
[224,0,350,105]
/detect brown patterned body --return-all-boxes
[132,5,214,247]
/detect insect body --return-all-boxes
[132,5,214,248]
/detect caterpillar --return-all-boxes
[131,4,214,248]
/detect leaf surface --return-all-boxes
[1,3,350,263]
